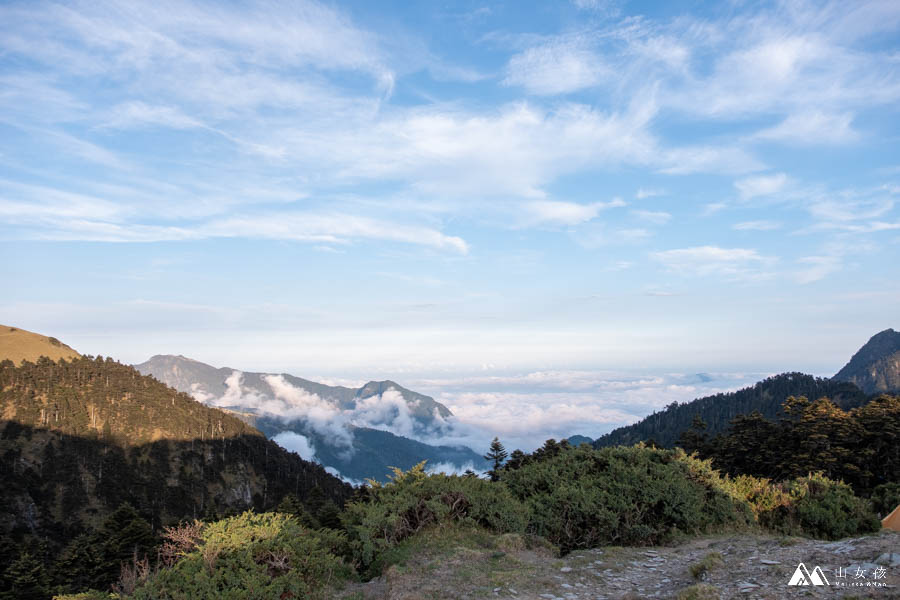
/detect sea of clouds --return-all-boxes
[186,367,764,482]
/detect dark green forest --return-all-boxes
[0,357,351,599]
[677,394,900,496]
[592,372,868,448]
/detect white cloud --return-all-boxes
[351,389,418,439]
[751,111,859,146]
[571,0,621,14]
[210,371,355,452]
[524,198,625,226]
[104,102,204,130]
[636,187,665,199]
[272,431,317,461]
[503,38,608,95]
[733,220,782,231]
[702,202,727,216]
[334,100,661,199]
[631,209,671,224]
[574,224,652,248]
[793,255,842,284]
[734,173,789,200]
[806,196,893,222]
[323,466,365,487]
[203,213,470,254]
[0,188,470,252]
[652,245,775,280]
[660,145,763,175]
[423,370,762,451]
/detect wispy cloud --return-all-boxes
[793,255,843,284]
[735,173,789,200]
[733,220,783,231]
[631,209,671,225]
[751,111,859,146]
[635,187,665,199]
[4,203,470,253]
[503,36,609,95]
[652,245,776,281]
[524,198,625,226]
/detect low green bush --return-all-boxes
[341,462,528,576]
[756,473,880,539]
[130,511,351,600]
[501,445,752,553]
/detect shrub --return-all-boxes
[501,445,752,553]
[341,462,528,576]
[747,473,880,539]
[870,482,900,519]
[130,511,350,600]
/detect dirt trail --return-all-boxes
[341,530,899,600]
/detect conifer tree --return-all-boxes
[504,449,527,471]
[484,437,508,482]
[5,551,47,600]
[675,415,709,455]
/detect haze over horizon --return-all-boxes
[3,0,899,432]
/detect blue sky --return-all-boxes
[2,0,899,395]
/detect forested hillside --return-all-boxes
[678,394,900,496]
[592,372,866,448]
[0,356,351,598]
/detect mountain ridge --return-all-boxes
[135,354,483,481]
[592,372,867,449]
[591,329,900,448]
[135,354,452,424]
[833,328,900,394]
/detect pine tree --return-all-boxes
[504,449,527,471]
[6,550,47,600]
[484,437,508,482]
[96,503,155,586]
[675,415,709,455]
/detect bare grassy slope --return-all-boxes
[0,324,80,364]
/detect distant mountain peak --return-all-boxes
[833,328,900,394]
[134,355,454,423]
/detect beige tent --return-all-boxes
[883,504,900,533]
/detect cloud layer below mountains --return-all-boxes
[192,366,762,465]
[409,369,764,453]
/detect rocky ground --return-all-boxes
[337,528,900,600]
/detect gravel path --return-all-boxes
[342,530,900,600]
